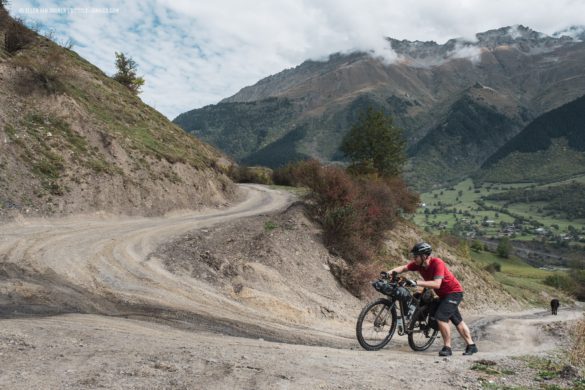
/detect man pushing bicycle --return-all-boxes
[387,242,478,356]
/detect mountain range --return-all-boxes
[174,25,585,189]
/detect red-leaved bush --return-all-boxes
[274,160,419,295]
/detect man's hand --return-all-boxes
[380,271,389,279]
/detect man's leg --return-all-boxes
[438,319,451,347]
[434,295,461,356]
[453,311,478,355]
[455,321,474,345]
[437,319,453,356]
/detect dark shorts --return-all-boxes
[434,292,463,326]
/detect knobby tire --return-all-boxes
[407,307,439,351]
[356,298,397,351]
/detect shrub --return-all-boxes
[12,45,68,93]
[4,17,36,53]
[484,262,501,274]
[273,160,317,187]
[544,273,578,298]
[228,165,272,184]
[272,164,295,186]
[496,237,512,258]
[264,221,278,231]
[544,270,585,301]
[470,240,483,252]
[344,262,381,298]
[278,159,322,189]
[278,160,418,295]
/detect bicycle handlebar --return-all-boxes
[378,271,416,288]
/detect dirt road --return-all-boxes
[0,185,582,389]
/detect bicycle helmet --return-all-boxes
[411,242,432,256]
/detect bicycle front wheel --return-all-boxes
[356,298,397,351]
[407,308,439,351]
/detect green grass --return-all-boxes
[480,138,585,184]
[63,73,215,172]
[84,158,122,175]
[469,250,563,305]
[17,112,125,180]
[264,221,278,231]
[471,361,517,377]
[413,177,585,247]
[471,250,553,279]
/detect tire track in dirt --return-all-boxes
[0,185,316,342]
[0,183,582,352]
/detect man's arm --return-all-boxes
[416,278,442,289]
[387,264,408,274]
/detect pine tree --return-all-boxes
[340,107,406,177]
[112,52,145,95]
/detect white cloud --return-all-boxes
[8,0,585,118]
[449,43,483,64]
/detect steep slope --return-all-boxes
[0,10,236,219]
[174,26,585,188]
[174,97,303,161]
[479,94,585,183]
[409,90,525,188]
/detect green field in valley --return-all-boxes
[468,249,563,305]
[412,176,585,247]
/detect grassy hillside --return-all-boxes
[479,94,585,183]
[484,181,585,219]
[479,138,585,183]
[0,10,235,218]
[467,249,565,305]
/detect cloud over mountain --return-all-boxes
[9,0,585,118]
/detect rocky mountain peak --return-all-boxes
[554,25,585,41]
[475,25,542,45]
[386,25,577,61]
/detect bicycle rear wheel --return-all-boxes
[356,298,397,351]
[407,308,439,351]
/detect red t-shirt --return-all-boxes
[406,257,463,298]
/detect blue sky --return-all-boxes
[7,0,585,119]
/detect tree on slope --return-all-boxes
[112,52,145,95]
[340,107,406,177]
[496,237,512,258]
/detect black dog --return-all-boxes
[550,299,560,315]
